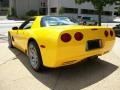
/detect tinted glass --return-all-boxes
[41,16,78,27]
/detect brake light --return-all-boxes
[110,30,113,36]
[104,31,108,37]
[61,33,71,42]
[74,32,83,41]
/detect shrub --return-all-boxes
[59,7,65,14]
[26,10,38,16]
[19,10,38,20]
[7,7,17,20]
[20,15,30,20]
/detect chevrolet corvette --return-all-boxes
[8,16,115,71]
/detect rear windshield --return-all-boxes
[41,16,78,27]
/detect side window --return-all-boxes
[41,17,46,27]
[22,21,34,29]
[19,18,35,29]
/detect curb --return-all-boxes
[0,20,24,24]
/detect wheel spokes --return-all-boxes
[29,44,39,69]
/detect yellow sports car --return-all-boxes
[8,16,115,71]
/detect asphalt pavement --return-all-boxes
[0,21,120,90]
[0,38,120,90]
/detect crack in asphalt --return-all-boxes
[0,33,7,36]
[0,38,8,41]
[0,34,8,43]
[11,76,30,82]
[0,52,22,66]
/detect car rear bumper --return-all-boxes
[43,38,115,68]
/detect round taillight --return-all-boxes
[61,33,71,42]
[74,32,83,41]
[104,31,108,37]
[110,30,113,36]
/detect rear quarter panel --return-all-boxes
[29,28,62,66]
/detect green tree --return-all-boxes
[117,7,120,16]
[75,0,116,26]
[59,7,65,15]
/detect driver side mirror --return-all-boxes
[12,26,19,30]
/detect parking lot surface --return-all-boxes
[0,37,120,90]
[0,22,120,90]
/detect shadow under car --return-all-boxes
[9,47,118,90]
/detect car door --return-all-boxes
[17,18,35,51]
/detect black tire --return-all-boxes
[8,33,14,48]
[28,41,45,72]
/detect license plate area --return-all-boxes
[86,39,102,51]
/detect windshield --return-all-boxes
[41,16,78,27]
